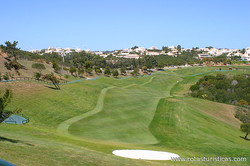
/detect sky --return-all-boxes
[0,0,250,51]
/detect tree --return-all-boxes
[86,68,92,74]
[4,41,19,61]
[162,46,170,53]
[52,61,60,73]
[142,66,148,73]
[132,68,139,76]
[32,63,46,74]
[69,67,77,76]
[84,61,93,74]
[121,67,126,75]
[205,46,213,49]
[240,123,250,139]
[0,89,12,123]
[158,62,164,69]
[240,48,246,54]
[78,68,84,76]
[234,107,250,124]
[10,61,21,71]
[104,66,111,76]
[4,62,11,70]
[43,74,60,90]
[177,45,181,52]
[95,66,102,75]
[131,46,138,50]
[113,69,119,78]
[144,55,157,69]
[34,72,41,80]
[4,61,22,71]
[190,84,200,91]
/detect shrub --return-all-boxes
[104,66,111,75]
[32,63,46,73]
[113,69,119,77]
[3,74,9,80]
[34,72,41,80]
[69,67,77,76]
[10,61,21,70]
[4,62,11,70]
[240,123,250,139]
[190,74,250,106]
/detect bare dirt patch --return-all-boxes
[166,98,181,102]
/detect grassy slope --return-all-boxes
[0,56,55,77]
[0,66,249,166]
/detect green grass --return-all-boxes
[0,66,250,166]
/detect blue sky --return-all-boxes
[0,0,249,51]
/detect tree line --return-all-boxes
[0,41,200,72]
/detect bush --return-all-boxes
[4,61,22,70]
[104,66,111,75]
[113,69,119,77]
[3,74,9,80]
[16,70,21,76]
[4,62,11,70]
[240,123,250,139]
[235,107,250,123]
[52,61,60,73]
[32,63,46,73]
[190,74,250,106]
[86,68,92,74]
[34,72,41,80]
[69,67,77,76]
[190,84,200,91]
[10,61,21,70]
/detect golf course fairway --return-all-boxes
[0,66,249,166]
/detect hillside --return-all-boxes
[0,53,55,78]
[0,66,249,165]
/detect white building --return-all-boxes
[85,49,91,53]
[92,51,103,55]
[148,46,158,50]
[169,46,176,49]
[29,50,41,53]
[241,47,250,61]
[45,48,53,54]
[167,52,177,57]
[75,48,82,53]
[134,47,146,53]
[55,48,63,53]
[124,54,140,59]
[198,54,213,59]
[64,48,71,51]
[146,51,160,56]
[100,54,108,58]
[121,48,132,55]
